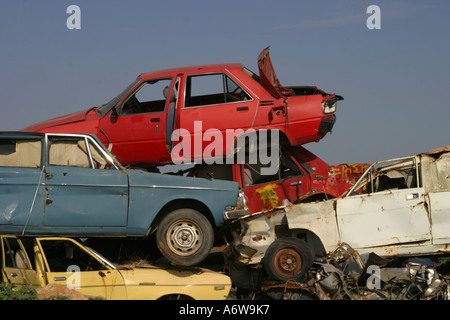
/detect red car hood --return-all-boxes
[22,108,90,131]
[258,46,294,98]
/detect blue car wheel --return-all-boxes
[156,208,214,266]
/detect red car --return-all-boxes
[23,48,342,168]
[187,145,368,214]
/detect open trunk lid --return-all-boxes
[257,46,294,98]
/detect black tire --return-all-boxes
[263,237,315,282]
[156,209,214,267]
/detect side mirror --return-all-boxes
[110,106,119,117]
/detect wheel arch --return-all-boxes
[157,293,194,300]
[275,227,327,258]
[292,229,327,257]
[147,199,215,236]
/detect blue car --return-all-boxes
[0,132,248,266]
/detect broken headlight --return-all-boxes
[322,94,343,114]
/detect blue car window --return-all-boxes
[48,138,90,168]
[86,140,110,169]
[0,139,41,168]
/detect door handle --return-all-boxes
[150,118,160,122]
[10,272,18,277]
[406,193,419,200]
[290,181,302,186]
[54,277,66,281]
[45,172,53,179]
[237,107,248,111]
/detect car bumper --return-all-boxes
[318,114,336,135]
[223,208,250,220]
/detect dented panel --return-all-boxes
[0,168,45,228]
[336,187,431,250]
[286,200,339,253]
[422,149,450,193]
[227,146,450,273]
[229,209,286,265]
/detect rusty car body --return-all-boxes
[1,235,231,300]
[224,146,450,281]
[188,145,368,214]
[0,132,248,267]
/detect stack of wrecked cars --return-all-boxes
[17,46,348,223]
[6,47,345,265]
[223,146,450,300]
[0,132,246,268]
[0,47,347,299]
[0,132,237,299]
[5,47,446,300]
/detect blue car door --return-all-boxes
[0,136,45,234]
[43,135,129,235]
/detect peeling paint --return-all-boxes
[2,202,17,221]
[255,184,279,210]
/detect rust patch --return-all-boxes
[263,208,285,218]
[45,187,53,205]
[252,235,266,242]
[313,175,324,182]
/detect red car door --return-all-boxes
[98,78,175,166]
[177,72,258,162]
[237,148,311,213]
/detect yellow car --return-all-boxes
[1,235,231,300]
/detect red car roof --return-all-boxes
[138,63,244,79]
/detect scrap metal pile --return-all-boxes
[231,243,450,300]
[312,243,450,300]
[2,47,448,301]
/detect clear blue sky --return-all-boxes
[0,0,449,165]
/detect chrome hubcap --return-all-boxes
[167,220,202,256]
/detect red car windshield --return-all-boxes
[98,78,141,116]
